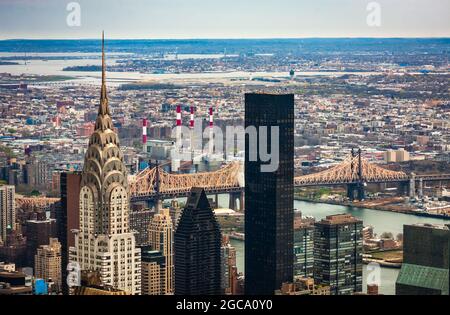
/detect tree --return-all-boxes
[396,233,403,242]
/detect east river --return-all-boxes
[228,200,449,295]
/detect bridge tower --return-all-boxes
[356,148,366,200]
[418,178,424,199]
[409,173,416,199]
[347,148,365,201]
[228,191,245,211]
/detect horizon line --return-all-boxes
[0,36,449,41]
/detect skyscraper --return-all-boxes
[314,214,363,295]
[244,93,294,295]
[396,223,449,295]
[141,247,166,295]
[34,238,62,293]
[25,218,57,266]
[221,235,238,294]
[294,218,315,278]
[129,208,154,246]
[174,187,222,295]
[70,33,141,295]
[58,171,81,295]
[0,185,15,244]
[148,207,173,294]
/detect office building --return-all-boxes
[141,248,165,295]
[70,34,141,295]
[396,223,449,295]
[34,238,61,293]
[25,218,57,266]
[129,208,154,246]
[148,207,173,294]
[0,185,15,244]
[314,214,363,295]
[221,235,238,294]
[244,93,294,295]
[294,219,315,278]
[174,188,222,295]
[58,171,81,294]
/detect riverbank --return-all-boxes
[294,196,450,220]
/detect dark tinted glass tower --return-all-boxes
[58,171,81,295]
[244,93,294,295]
[396,224,449,295]
[314,214,363,295]
[174,187,222,295]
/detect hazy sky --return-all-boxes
[0,0,449,39]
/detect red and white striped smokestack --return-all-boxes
[142,118,147,144]
[209,107,214,128]
[176,105,182,126]
[190,106,195,128]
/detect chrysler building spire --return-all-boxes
[99,30,109,116]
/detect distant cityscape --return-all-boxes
[0,34,449,298]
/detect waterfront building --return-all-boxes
[70,34,141,295]
[313,214,363,295]
[396,223,449,295]
[148,207,173,294]
[0,185,15,244]
[174,187,222,295]
[244,93,294,295]
[294,219,315,278]
[275,278,331,295]
[34,238,61,293]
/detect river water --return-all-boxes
[227,199,449,295]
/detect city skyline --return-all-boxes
[0,0,449,40]
[0,0,449,300]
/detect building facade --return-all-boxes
[174,188,222,295]
[294,220,314,278]
[396,223,449,295]
[34,238,62,293]
[148,207,173,294]
[141,248,165,295]
[244,93,294,295]
[0,185,15,244]
[129,208,154,246]
[221,235,238,294]
[70,34,141,295]
[314,214,363,295]
[58,171,81,294]
[25,218,57,266]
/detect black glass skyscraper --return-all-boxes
[244,93,294,295]
[174,187,222,295]
[314,214,363,295]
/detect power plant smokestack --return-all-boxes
[209,107,214,128]
[142,118,147,145]
[190,106,195,128]
[176,105,182,126]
